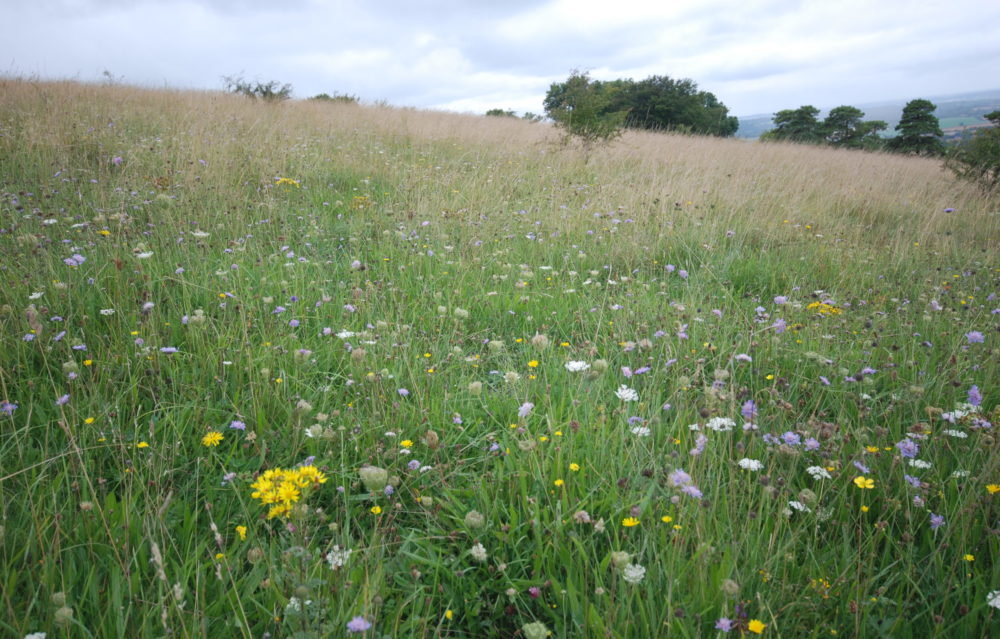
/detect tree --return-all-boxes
[946,110,1000,192]
[222,74,292,102]
[310,92,359,104]
[543,71,628,152]
[760,106,824,143]
[822,106,887,149]
[485,108,517,118]
[614,75,738,136]
[886,99,944,155]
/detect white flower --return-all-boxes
[706,417,735,432]
[631,426,651,437]
[951,470,970,478]
[688,423,701,431]
[191,230,210,238]
[942,429,967,438]
[615,385,638,402]
[326,545,352,570]
[806,466,831,480]
[565,360,590,372]
[622,563,646,584]
[788,500,810,513]
[135,251,154,259]
[988,590,1000,609]
[24,633,47,639]
[470,542,488,562]
[909,459,932,469]
[99,308,115,316]
[738,458,763,471]
[28,292,44,300]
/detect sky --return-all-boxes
[3,0,999,118]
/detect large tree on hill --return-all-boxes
[886,99,944,155]
[613,75,739,136]
[760,106,825,144]
[544,72,739,139]
[543,71,629,151]
[822,106,887,149]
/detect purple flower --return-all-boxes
[715,617,734,632]
[407,460,421,471]
[781,431,801,446]
[896,438,919,459]
[289,319,300,328]
[56,394,70,406]
[681,484,703,499]
[690,433,707,457]
[229,420,246,430]
[930,513,945,530]
[904,474,922,488]
[528,586,541,599]
[804,437,820,451]
[819,376,831,386]
[518,402,534,418]
[774,296,788,305]
[23,334,35,342]
[965,331,984,344]
[271,306,286,314]
[665,264,675,273]
[621,366,633,378]
[346,616,371,633]
[112,155,123,166]
[678,269,688,279]
[853,460,870,474]
[344,304,357,313]
[741,400,757,420]
[160,347,179,354]
[1,400,17,416]
[712,309,723,318]
[734,353,752,363]
[968,385,982,407]
[384,485,395,497]
[668,469,692,487]
[397,388,409,397]
[771,318,787,334]
[677,324,688,340]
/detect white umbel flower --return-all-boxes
[470,542,488,562]
[737,458,763,471]
[622,563,646,584]
[615,385,639,402]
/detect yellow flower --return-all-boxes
[861,505,869,513]
[202,431,224,447]
[963,554,974,562]
[554,479,565,487]
[661,515,673,523]
[98,229,110,236]
[215,553,225,560]
[986,484,1000,494]
[748,619,766,634]
[853,476,875,489]
[236,525,247,540]
[622,517,640,527]
[569,463,581,472]
[84,417,95,424]
[400,440,414,448]
[275,177,301,187]
[528,360,539,368]
[370,505,382,515]
[445,610,454,621]
[865,446,879,453]
[136,441,149,448]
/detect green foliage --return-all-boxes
[543,71,628,150]
[760,105,825,144]
[310,92,360,104]
[485,108,518,118]
[946,110,1000,192]
[223,74,292,102]
[886,99,944,155]
[521,112,543,123]
[822,106,887,149]
[544,72,739,140]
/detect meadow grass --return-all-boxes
[1,78,998,638]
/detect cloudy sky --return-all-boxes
[4,0,999,117]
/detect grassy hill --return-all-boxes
[1,79,998,638]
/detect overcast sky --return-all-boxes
[3,0,999,117]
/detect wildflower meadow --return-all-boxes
[1,78,998,638]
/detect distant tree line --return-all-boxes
[761,99,947,155]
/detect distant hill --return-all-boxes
[735,88,1000,139]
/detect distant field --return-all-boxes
[1,79,998,638]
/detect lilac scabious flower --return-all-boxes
[229,420,246,430]
[678,269,688,279]
[289,319,300,328]
[734,353,752,363]
[741,400,757,420]
[518,402,534,418]
[397,388,409,397]
[715,617,734,632]
[1,400,17,416]
[56,394,70,406]
[346,616,371,633]
[160,347,179,354]
[853,460,870,474]
[965,331,984,344]
[968,385,982,407]
[781,431,801,446]
[819,376,831,386]
[668,469,692,487]
[774,296,788,305]
[407,460,421,471]
[762,433,781,445]
[804,437,820,451]
[690,433,707,457]
[681,484,703,499]
[771,318,787,333]
[929,513,945,530]
[904,474,922,488]
[895,438,919,459]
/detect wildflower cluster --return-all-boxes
[249,465,327,519]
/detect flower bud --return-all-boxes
[359,465,389,492]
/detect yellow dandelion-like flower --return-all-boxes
[275,177,301,188]
[400,440,414,448]
[267,503,291,520]
[370,505,382,515]
[554,479,565,487]
[569,463,580,472]
[236,525,247,541]
[136,441,149,448]
[986,484,1000,494]
[853,476,875,489]
[202,431,223,447]
[748,619,766,634]
[528,360,539,368]
[622,517,640,527]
